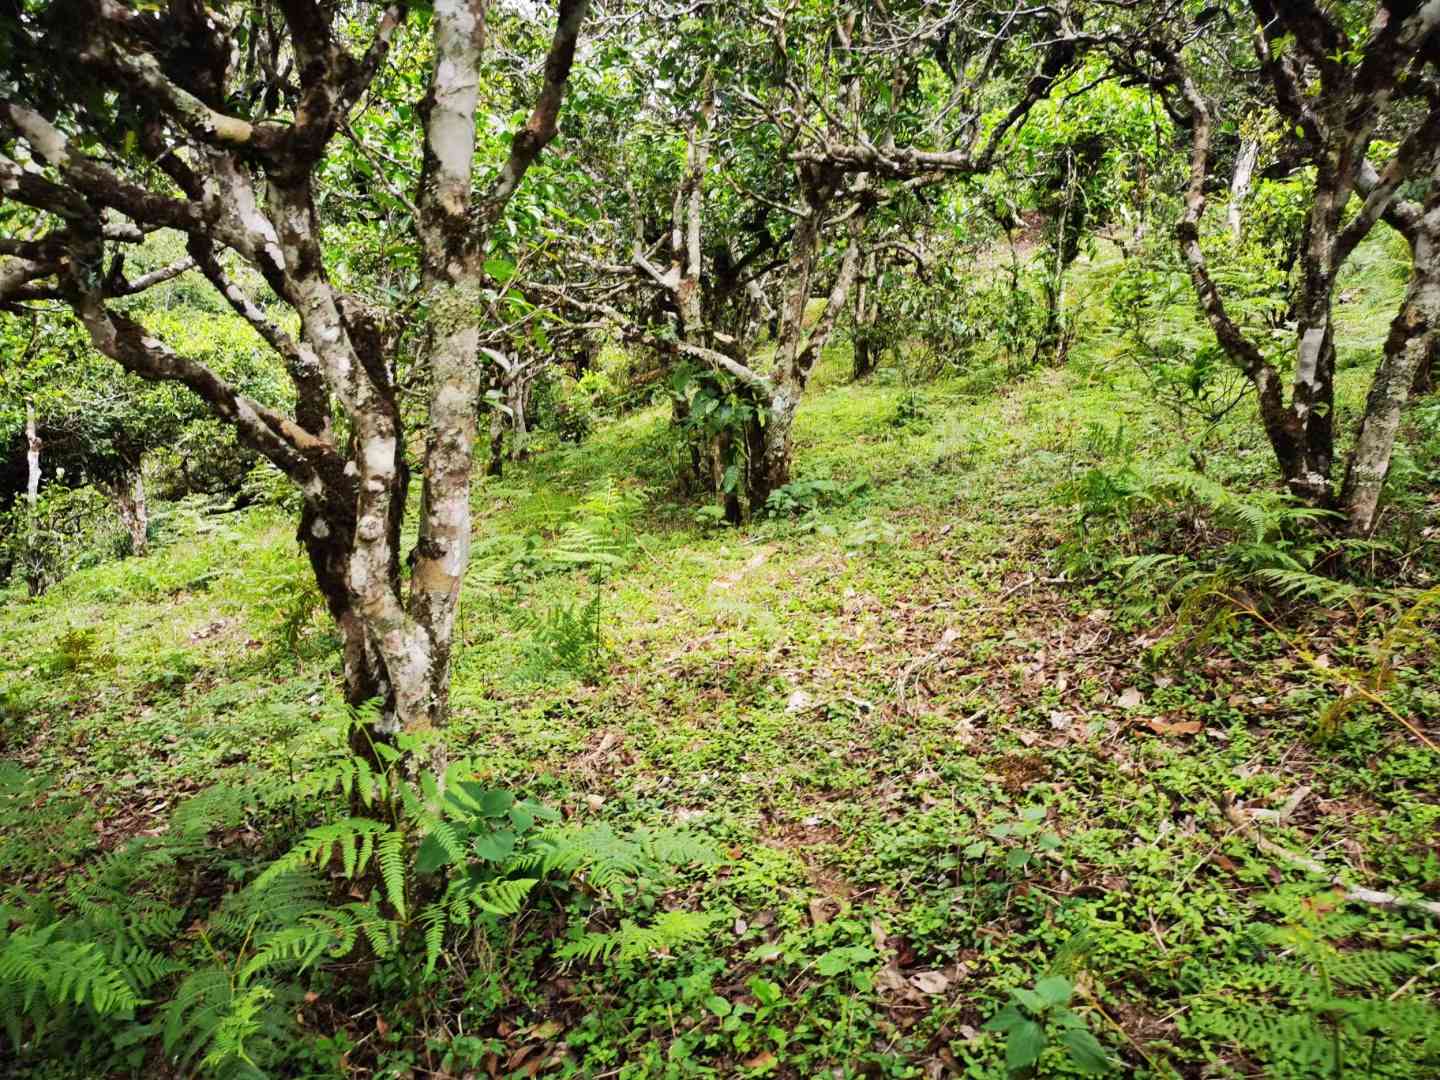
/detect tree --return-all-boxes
[1130,1,1440,525]
[0,0,589,735]
[544,0,1078,516]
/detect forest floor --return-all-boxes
[2,245,1439,1078]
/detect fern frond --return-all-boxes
[251,818,393,893]
[557,910,719,965]
[378,830,407,918]
[0,925,141,1018]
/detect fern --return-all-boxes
[162,967,287,1078]
[558,910,720,965]
[251,817,395,892]
[1185,891,1440,1075]
[521,823,721,898]
[516,588,608,682]
[377,829,408,917]
[0,924,142,1021]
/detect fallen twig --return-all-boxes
[1220,797,1440,918]
[894,627,960,714]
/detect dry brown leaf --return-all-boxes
[1145,717,1202,737]
[908,970,951,995]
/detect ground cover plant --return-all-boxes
[2,2,1439,1077]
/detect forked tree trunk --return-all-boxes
[0,0,588,748]
[1341,183,1440,535]
[751,170,867,510]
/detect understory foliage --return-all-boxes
[0,710,720,1076]
[2,0,1440,1075]
[1182,890,1440,1076]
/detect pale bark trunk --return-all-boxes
[0,0,587,751]
[508,376,531,462]
[755,176,866,505]
[24,400,39,507]
[115,464,148,556]
[1342,191,1440,535]
[1227,138,1259,242]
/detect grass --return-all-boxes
[2,238,1438,1077]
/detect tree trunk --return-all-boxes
[1413,339,1435,396]
[851,251,879,380]
[488,405,505,478]
[754,169,865,509]
[852,335,876,381]
[508,376,531,462]
[114,463,149,556]
[752,384,798,508]
[1341,192,1440,535]
[1227,138,1259,242]
[24,400,40,507]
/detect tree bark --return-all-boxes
[1227,138,1259,242]
[24,400,40,507]
[851,251,879,380]
[114,463,148,556]
[488,406,506,478]
[754,173,867,507]
[1341,181,1440,535]
[0,0,588,745]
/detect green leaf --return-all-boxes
[1035,975,1073,1008]
[983,1004,1026,1033]
[415,833,453,875]
[1005,848,1032,871]
[748,977,782,1008]
[1006,1020,1046,1071]
[509,804,535,832]
[485,257,516,283]
[705,994,731,1017]
[1059,1027,1113,1073]
[473,829,516,862]
[1011,987,1047,1013]
[815,946,874,977]
[479,788,515,817]
[963,841,988,858]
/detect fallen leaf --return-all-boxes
[786,689,815,713]
[584,793,605,811]
[1145,717,1202,737]
[743,1051,777,1070]
[908,970,951,995]
[1116,687,1145,710]
[808,897,838,926]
